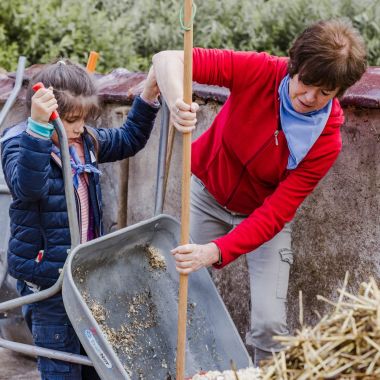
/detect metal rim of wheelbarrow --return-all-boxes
[62,213,252,380]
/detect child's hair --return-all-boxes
[26,58,101,152]
[26,58,101,121]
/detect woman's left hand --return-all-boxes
[171,242,219,274]
[171,98,199,133]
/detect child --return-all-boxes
[0,59,161,379]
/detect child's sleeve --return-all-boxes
[1,132,52,201]
[95,95,160,163]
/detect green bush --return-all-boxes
[0,0,379,72]
[0,0,136,72]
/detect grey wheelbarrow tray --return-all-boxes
[64,214,251,379]
[0,80,251,378]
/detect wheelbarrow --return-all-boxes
[0,78,251,379]
[63,216,251,379]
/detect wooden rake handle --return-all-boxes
[176,1,193,379]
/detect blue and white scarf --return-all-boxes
[278,74,332,169]
[51,144,101,189]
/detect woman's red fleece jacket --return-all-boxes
[191,48,344,267]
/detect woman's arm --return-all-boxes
[153,51,198,133]
[219,145,342,265]
[153,50,184,111]
[170,139,342,273]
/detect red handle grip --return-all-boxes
[32,82,59,121]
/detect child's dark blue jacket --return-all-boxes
[1,96,159,289]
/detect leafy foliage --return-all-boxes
[0,0,378,72]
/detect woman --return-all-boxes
[152,19,367,365]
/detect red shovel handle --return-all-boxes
[32,82,59,121]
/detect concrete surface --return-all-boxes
[0,348,39,380]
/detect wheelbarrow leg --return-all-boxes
[0,337,93,366]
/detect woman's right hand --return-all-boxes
[171,98,199,133]
[31,86,58,125]
[171,242,220,274]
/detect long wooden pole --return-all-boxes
[176,1,193,379]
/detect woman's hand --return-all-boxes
[152,51,198,132]
[31,86,58,125]
[171,242,219,274]
[141,66,160,104]
[171,98,199,133]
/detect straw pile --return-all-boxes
[262,274,380,379]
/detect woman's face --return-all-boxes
[289,74,339,113]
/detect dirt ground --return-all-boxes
[0,348,40,380]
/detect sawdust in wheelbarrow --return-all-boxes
[82,292,133,353]
[82,290,159,360]
[78,245,166,356]
[74,267,89,284]
[78,245,172,377]
[141,244,166,270]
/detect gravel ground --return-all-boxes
[0,348,39,380]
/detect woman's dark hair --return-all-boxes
[288,19,367,97]
[26,58,101,152]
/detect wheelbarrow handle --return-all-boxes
[32,82,80,250]
[0,56,26,128]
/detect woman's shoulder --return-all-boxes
[327,98,345,128]
[194,47,285,67]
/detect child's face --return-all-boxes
[62,114,85,139]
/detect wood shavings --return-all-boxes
[74,267,88,285]
[83,289,157,359]
[82,291,135,353]
[90,300,107,323]
[102,325,136,356]
[142,244,166,270]
[261,274,380,379]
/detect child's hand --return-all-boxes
[31,86,58,124]
[141,67,160,103]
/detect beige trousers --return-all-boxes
[190,176,293,365]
